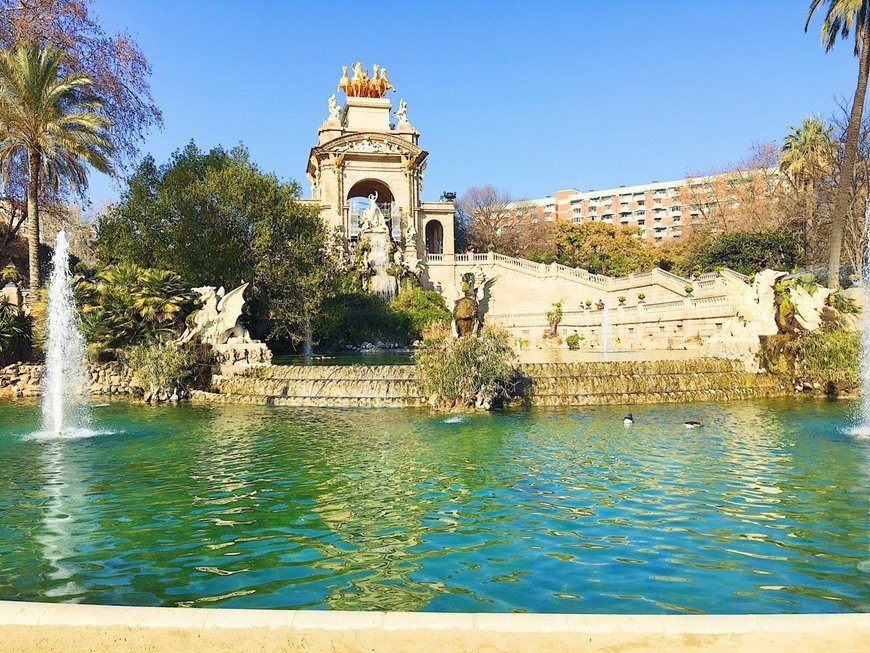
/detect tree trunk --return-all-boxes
[828,23,870,289]
[26,148,41,307]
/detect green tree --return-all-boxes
[778,116,836,258]
[0,45,113,304]
[554,221,654,275]
[96,142,273,287]
[699,231,799,275]
[250,204,338,345]
[806,0,870,288]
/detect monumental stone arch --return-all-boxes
[302,65,760,354]
[305,66,455,259]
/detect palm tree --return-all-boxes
[807,0,870,288]
[0,45,113,305]
[778,116,836,259]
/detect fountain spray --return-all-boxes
[41,231,86,435]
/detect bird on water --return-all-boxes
[623,413,634,426]
[684,419,703,428]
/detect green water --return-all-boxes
[0,397,868,614]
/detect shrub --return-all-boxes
[124,341,203,401]
[546,300,563,336]
[786,327,859,386]
[0,298,31,361]
[414,323,517,410]
[390,282,451,336]
[828,291,860,315]
[566,333,581,350]
[76,263,195,355]
[637,292,646,301]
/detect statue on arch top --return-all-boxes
[340,62,394,98]
[393,98,408,124]
[326,94,340,122]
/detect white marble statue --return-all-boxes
[359,191,388,233]
[178,283,253,346]
[327,94,340,122]
[393,98,408,124]
[405,220,417,245]
[719,269,786,339]
[789,284,834,331]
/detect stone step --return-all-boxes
[233,365,417,381]
[209,376,421,399]
[522,372,787,395]
[190,390,424,408]
[515,384,792,406]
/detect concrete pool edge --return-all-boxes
[2,601,869,652]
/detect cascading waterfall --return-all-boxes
[368,232,397,300]
[41,231,87,435]
[601,300,611,362]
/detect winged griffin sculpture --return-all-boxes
[177,283,252,346]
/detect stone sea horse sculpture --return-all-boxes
[177,283,253,346]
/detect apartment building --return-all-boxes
[515,169,775,243]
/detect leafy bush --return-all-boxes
[0,298,31,360]
[414,323,517,410]
[546,300,563,336]
[828,291,860,315]
[319,281,451,347]
[76,263,195,355]
[319,291,412,346]
[786,327,859,386]
[390,281,451,336]
[566,333,582,350]
[124,341,203,400]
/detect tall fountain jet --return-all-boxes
[42,231,86,435]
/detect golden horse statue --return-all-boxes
[341,63,394,98]
[338,66,351,95]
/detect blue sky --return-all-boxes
[85,0,858,207]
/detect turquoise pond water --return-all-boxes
[0,397,868,614]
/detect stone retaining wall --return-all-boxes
[194,360,794,408]
[0,361,137,398]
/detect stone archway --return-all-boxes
[425,220,444,255]
[347,180,396,240]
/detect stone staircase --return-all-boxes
[190,359,792,408]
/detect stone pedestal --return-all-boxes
[213,342,273,375]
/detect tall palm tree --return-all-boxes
[807,0,870,288]
[778,116,836,259]
[0,45,113,304]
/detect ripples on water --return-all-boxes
[0,398,868,614]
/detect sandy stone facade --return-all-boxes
[305,86,455,263]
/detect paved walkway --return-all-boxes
[2,601,869,652]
